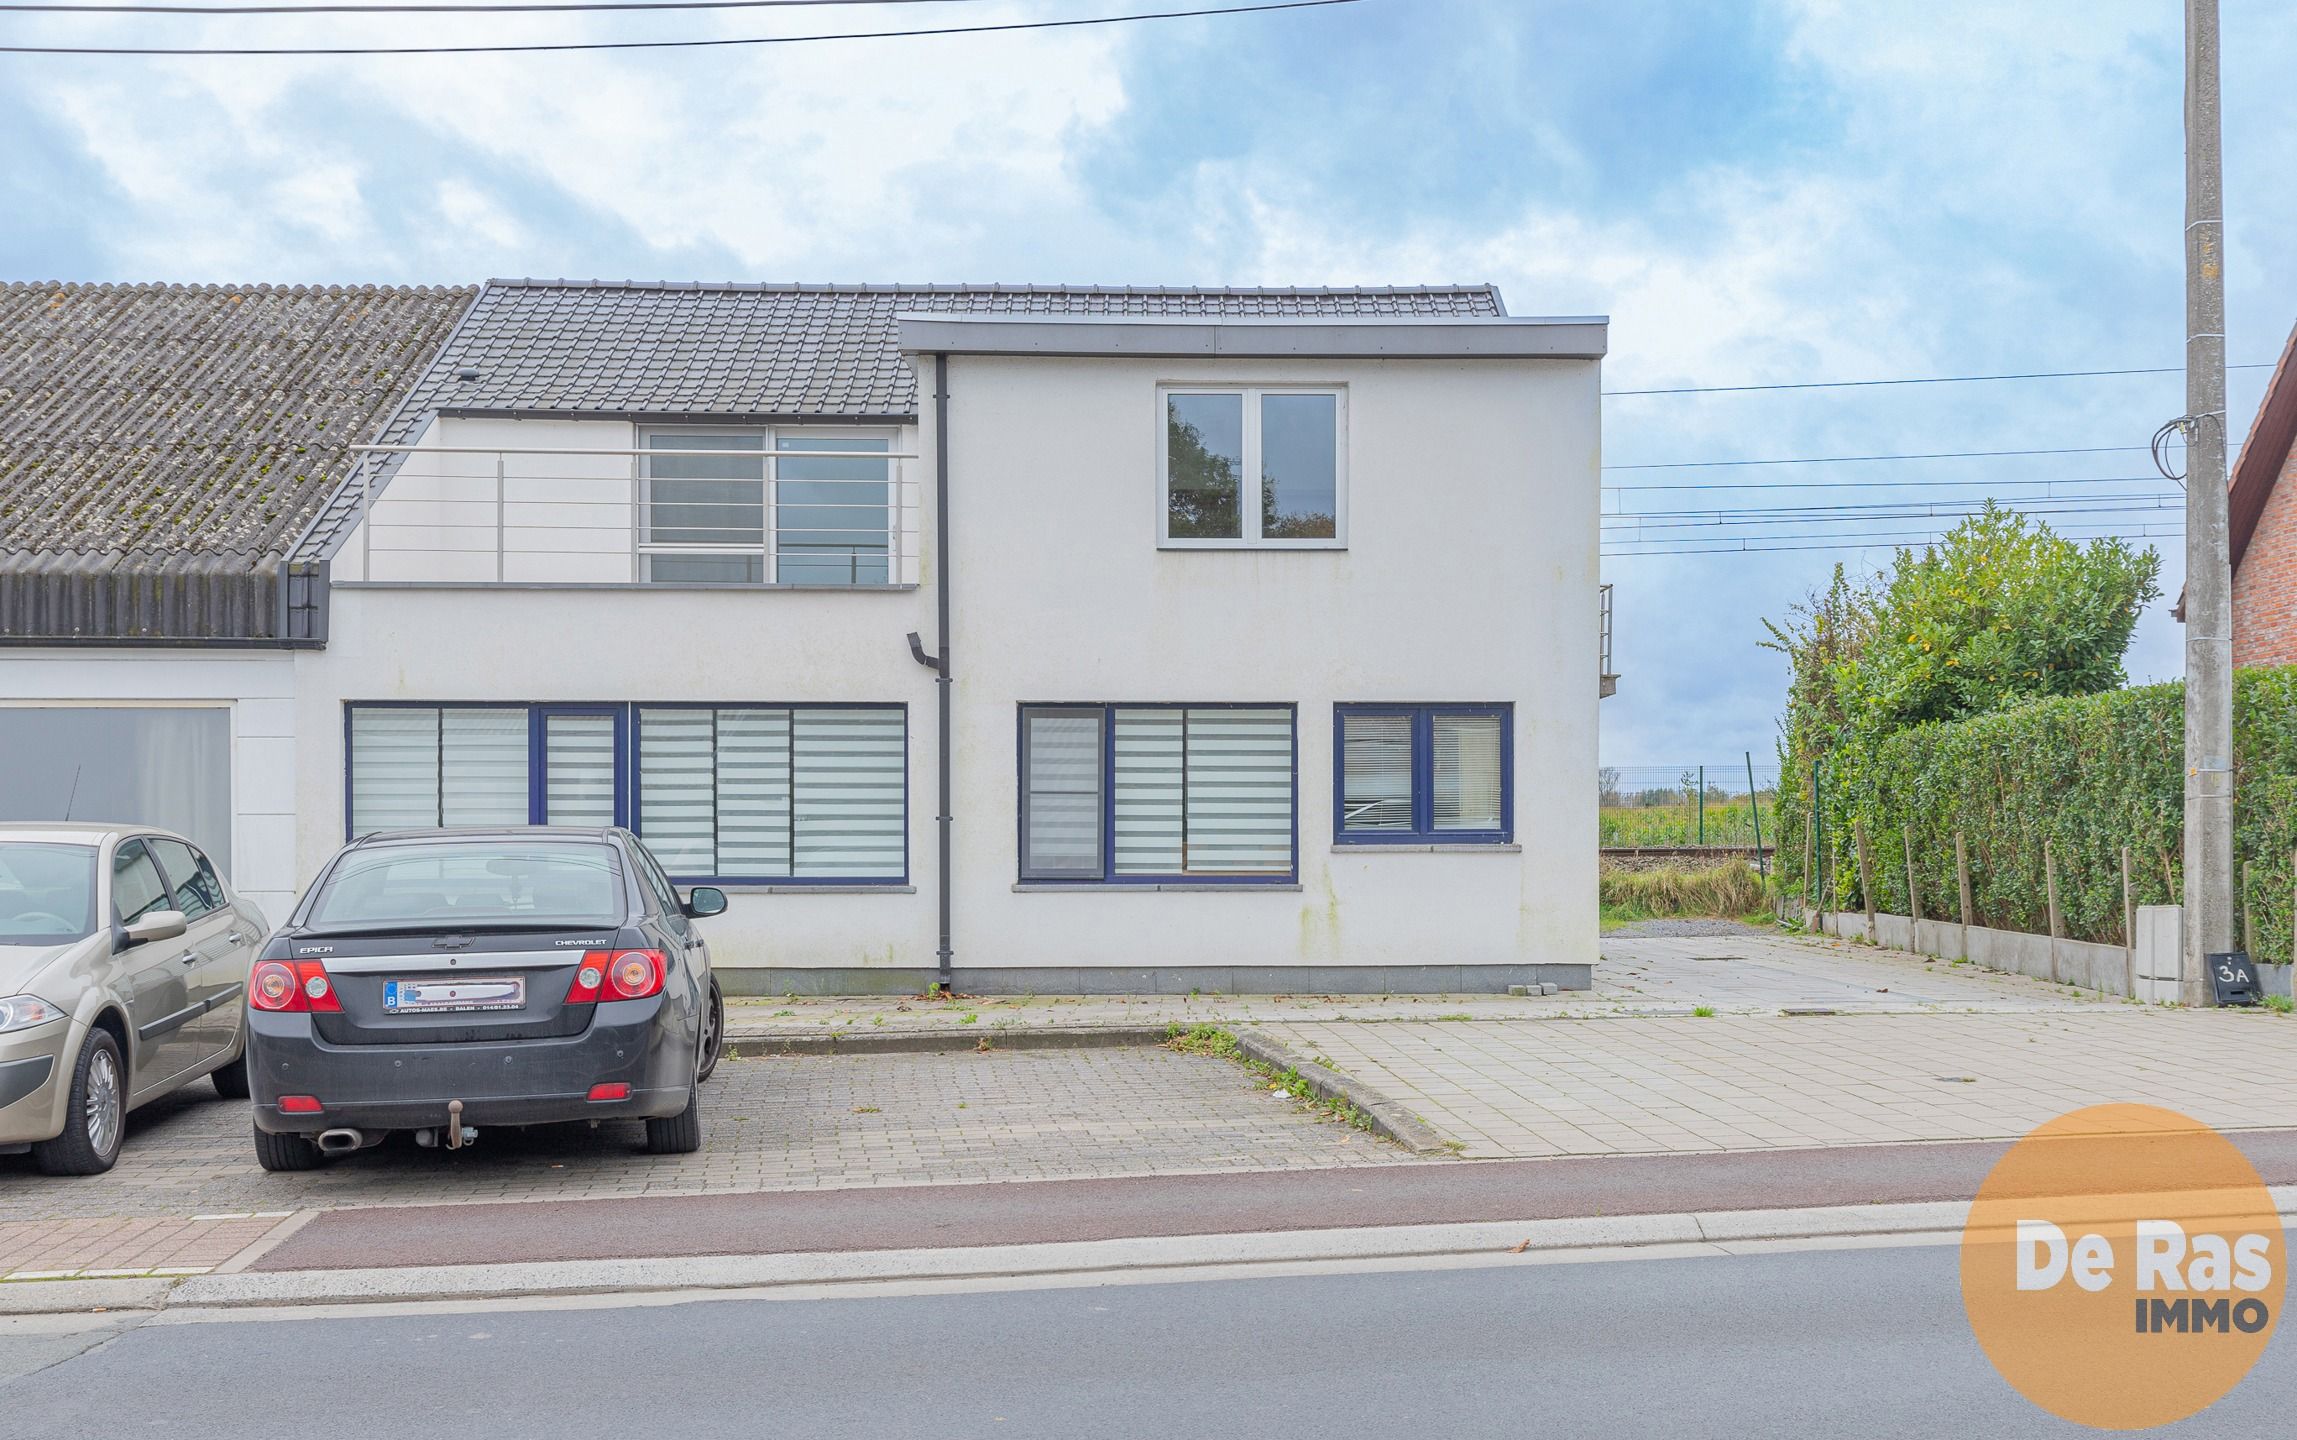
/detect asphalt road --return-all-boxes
[254,1127,2297,1270]
[3,1244,2288,1438]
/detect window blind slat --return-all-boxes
[1023,712,1103,878]
[1339,713,1414,832]
[349,708,441,834]
[791,709,905,878]
[1182,708,1293,873]
[1433,713,1505,832]
[1112,709,1184,875]
[544,714,617,827]
[440,710,529,828]
[717,710,793,876]
[638,710,717,876]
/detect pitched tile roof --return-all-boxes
[292,279,1506,568]
[0,282,475,640]
[400,279,1508,420]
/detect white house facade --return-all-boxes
[5,280,1606,996]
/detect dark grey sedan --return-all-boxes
[246,828,726,1172]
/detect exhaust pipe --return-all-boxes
[315,1128,364,1156]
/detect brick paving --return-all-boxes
[1269,1009,2297,1159]
[0,1046,1406,1243]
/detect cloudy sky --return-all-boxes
[6,0,2294,774]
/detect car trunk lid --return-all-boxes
[293,927,628,1046]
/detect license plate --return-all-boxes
[383,976,526,1014]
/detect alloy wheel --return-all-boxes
[85,1046,122,1157]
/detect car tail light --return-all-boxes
[250,959,343,1014]
[606,950,665,1001]
[587,1082,630,1102]
[279,1095,322,1114]
[564,951,608,1004]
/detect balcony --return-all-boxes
[1600,582,1618,698]
[338,442,922,588]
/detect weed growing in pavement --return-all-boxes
[1161,1025,1375,1135]
[960,1012,978,1025]
[1692,1005,1716,1018]
[1434,1013,1473,1022]
[853,1106,881,1114]
[773,1009,795,1017]
[2268,995,2294,1014]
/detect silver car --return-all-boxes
[0,824,266,1175]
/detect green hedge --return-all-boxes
[1775,666,2297,960]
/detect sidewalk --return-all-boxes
[0,925,2262,1289]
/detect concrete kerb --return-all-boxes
[1232,1029,1455,1156]
[0,1199,2075,1315]
[723,1024,1176,1058]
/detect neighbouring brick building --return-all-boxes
[2229,319,2297,667]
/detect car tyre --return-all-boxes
[32,1029,126,1177]
[696,981,725,1083]
[645,1083,702,1155]
[252,1123,325,1173]
[210,1044,251,1100]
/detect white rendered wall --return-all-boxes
[0,651,299,929]
[931,352,1602,976]
[302,412,938,973]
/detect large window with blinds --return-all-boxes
[345,703,906,883]
[1333,704,1512,845]
[1018,705,1296,883]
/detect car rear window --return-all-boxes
[0,842,99,945]
[305,841,626,931]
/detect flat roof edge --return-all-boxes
[894,314,1608,361]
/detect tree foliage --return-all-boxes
[1766,505,2163,910]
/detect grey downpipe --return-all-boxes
[906,352,955,991]
[936,352,954,990]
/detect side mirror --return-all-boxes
[122,910,188,947]
[683,886,728,919]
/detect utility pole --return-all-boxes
[2182,0,2233,1006]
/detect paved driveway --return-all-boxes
[0,1045,1404,1276]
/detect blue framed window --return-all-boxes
[1018,705,1297,884]
[1333,704,1512,845]
[344,702,905,885]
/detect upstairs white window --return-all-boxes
[641,429,895,585]
[1160,387,1345,548]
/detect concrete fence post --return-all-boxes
[2243,859,2256,959]
[1956,831,1974,931]
[1904,823,1922,928]
[1855,821,1878,945]
[2044,839,2064,986]
[2122,845,2137,998]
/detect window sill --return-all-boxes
[1333,843,1522,854]
[714,884,916,895]
[1012,882,1304,893]
[337,581,919,593]
[1156,542,1347,552]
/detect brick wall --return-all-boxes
[2234,448,2297,668]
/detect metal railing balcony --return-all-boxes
[1600,582,1618,698]
[341,443,923,589]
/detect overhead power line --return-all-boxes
[0,0,1356,52]
[1603,521,2181,558]
[1602,493,2182,526]
[1605,444,2148,472]
[1603,361,2274,398]
[1608,471,2168,495]
[7,0,957,10]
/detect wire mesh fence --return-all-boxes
[1600,762,1781,848]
